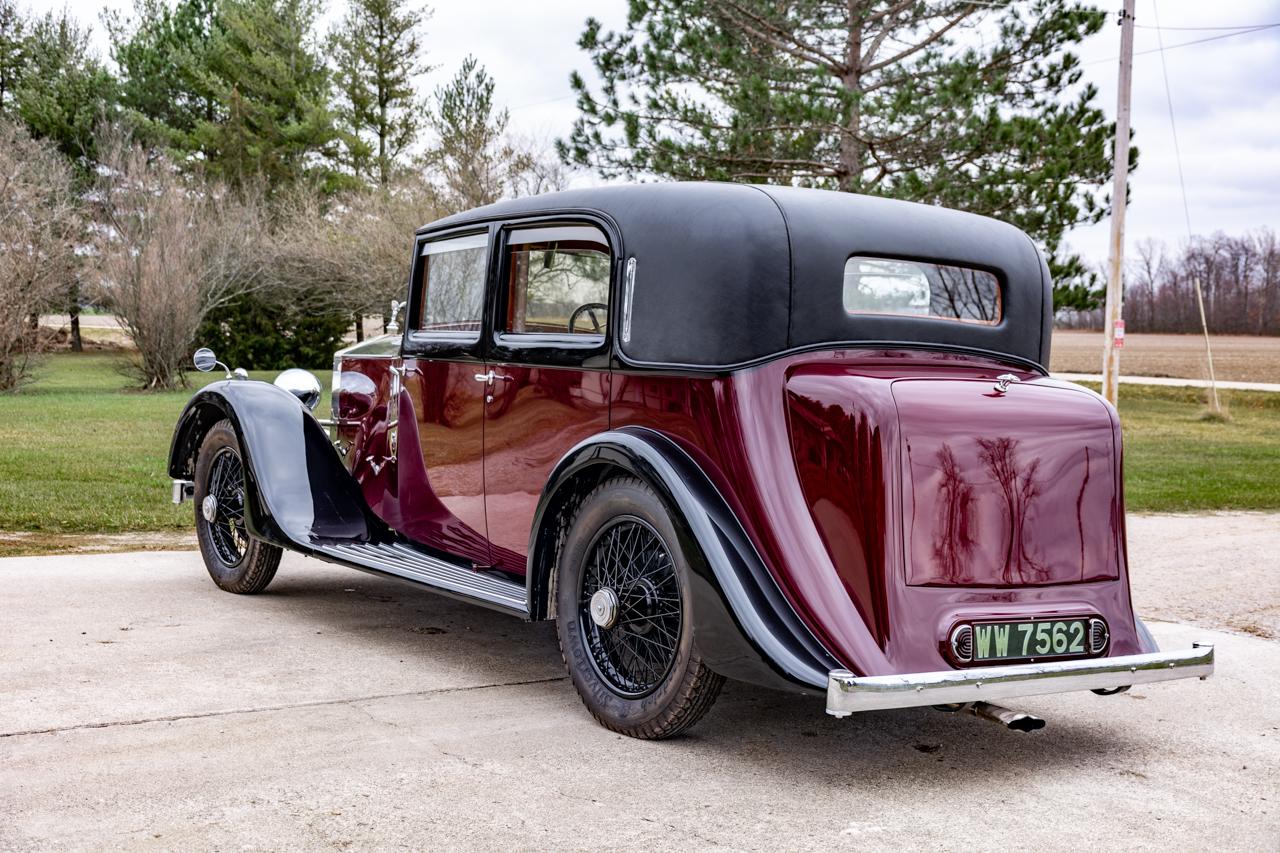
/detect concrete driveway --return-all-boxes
[2,550,1277,851]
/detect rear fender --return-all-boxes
[528,427,839,693]
[168,380,385,550]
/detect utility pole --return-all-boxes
[1102,0,1136,406]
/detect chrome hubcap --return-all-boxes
[589,588,620,629]
[201,494,218,523]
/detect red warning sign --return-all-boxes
[1114,318,1126,349]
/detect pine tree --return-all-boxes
[425,56,529,212]
[0,0,24,116]
[330,0,431,186]
[108,0,221,152]
[563,0,1129,308]
[193,0,338,192]
[14,10,117,168]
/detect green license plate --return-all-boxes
[972,619,1089,662]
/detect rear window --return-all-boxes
[842,257,1001,325]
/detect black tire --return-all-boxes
[555,477,725,739]
[193,419,281,594]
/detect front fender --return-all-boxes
[168,380,383,550]
[528,427,839,694]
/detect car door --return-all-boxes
[482,222,614,575]
[396,230,493,566]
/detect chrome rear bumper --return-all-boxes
[826,644,1214,717]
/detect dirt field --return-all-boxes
[1051,331,1280,383]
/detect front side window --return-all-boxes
[503,225,610,337]
[843,257,1001,325]
[416,233,488,333]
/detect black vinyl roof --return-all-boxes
[419,182,1052,370]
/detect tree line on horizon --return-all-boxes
[1058,230,1280,336]
[2,0,1275,393]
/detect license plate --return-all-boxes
[972,618,1090,662]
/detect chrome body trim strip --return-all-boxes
[826,644,1214,716]
[314,541,527,616]
[621,257,636,345]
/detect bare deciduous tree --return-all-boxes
[1058,229,1280,336]
[267,175,444,338]
[92,126,265,389]
[0,120,80,391]
[506,133,568,200]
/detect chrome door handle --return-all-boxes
[473,370,513,385]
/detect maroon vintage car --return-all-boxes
[169,183,1212,738]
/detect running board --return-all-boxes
[313,541,528,617]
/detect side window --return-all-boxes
[503,225,611,338]
[416,233,489,334]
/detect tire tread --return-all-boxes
[555,476,725,740]
[195,420,282,595]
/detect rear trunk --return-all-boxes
[779,351,1140,675]
[892,378,1121,587]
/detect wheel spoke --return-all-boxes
[578,516,682,697]
[205,446,247,567]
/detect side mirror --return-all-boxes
[192,347,239,379]
[274,368,322,411]
[193,347,218,372]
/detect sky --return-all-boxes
[30,0,1280,269]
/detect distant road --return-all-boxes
[40,313,121,329]
[1055,372,1280,393]
[40,313,384,344]
[37,316,1280,390]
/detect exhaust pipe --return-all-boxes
[963,701,1045,732]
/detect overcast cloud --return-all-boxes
[34,0,1280,267]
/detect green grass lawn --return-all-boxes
[0,353,329,535]
[1099,383,1280,512]
[0,355,1275,542]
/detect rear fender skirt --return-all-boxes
[528,427,839,693]
[168,380,386,549]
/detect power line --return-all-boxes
[1083,22,1279,64]
[1153,19,1193,238]
[1135,22,1279,31]
[1151,1,1221,412]
[510,93,575,112]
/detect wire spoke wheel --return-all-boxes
[205,446,248,567]
[556,477,724,738]
[578,516,682,698]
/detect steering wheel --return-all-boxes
[568,303,608,335]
